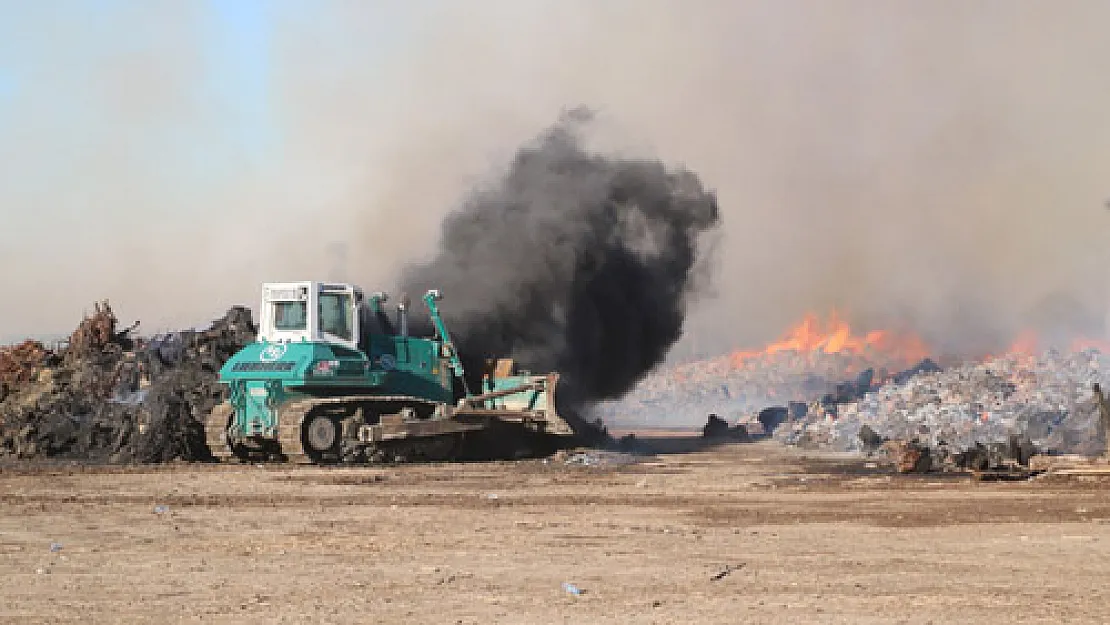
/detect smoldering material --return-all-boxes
[398,109,721,404]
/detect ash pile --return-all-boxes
[0,301,256,463]
[771,349,1110,468]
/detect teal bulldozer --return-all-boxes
[205,281,573,464]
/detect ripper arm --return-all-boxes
[423,290,470,395]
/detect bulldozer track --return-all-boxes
[274,395,445,465]
[276,400,312,464]
[205,394,559,465]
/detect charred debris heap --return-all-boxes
[0,301,256,463]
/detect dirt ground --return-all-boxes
[3,436,1110,624]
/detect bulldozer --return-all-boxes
[204,281,574,464]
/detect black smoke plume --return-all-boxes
[398,109,721,406]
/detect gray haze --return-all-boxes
[4,2,1110,361]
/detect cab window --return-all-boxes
[273,301,307,330]
[319,292,353,341]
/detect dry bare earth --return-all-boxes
[2,439,1110,624]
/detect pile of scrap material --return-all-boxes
[593,346,941,430]
[0,340,54,402]
[0,301,256,463]
[774,349,1108,463]
[701,413,750,441]
[871,434,1040,477]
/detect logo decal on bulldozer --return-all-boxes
[259,343,288,362]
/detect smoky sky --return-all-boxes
[354,1,1110,360]
[5,2,1110,361]
[397,109,720,402]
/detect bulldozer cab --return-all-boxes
[258,281,360,351]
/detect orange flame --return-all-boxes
[729,311,931,368]
[984,331,1110,361]
[1005,330,1040,358]
[719,312,1110,376]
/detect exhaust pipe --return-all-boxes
[398,293,410,337]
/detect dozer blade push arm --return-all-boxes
[423,290,470,395]
[457,377,549,409]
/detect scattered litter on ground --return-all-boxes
[558,449,643,467]
[710,563,745,581]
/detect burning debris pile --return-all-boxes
[0,301,255,463]
[774,349,1109,459]
[594,312,935,429]
[600,309,1110,471]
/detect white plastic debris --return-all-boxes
[782,349,1108,454]
[562,582,583,596]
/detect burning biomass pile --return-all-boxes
[602,312,1110,463]
[595,312,936,429]
[0,302,256,463]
